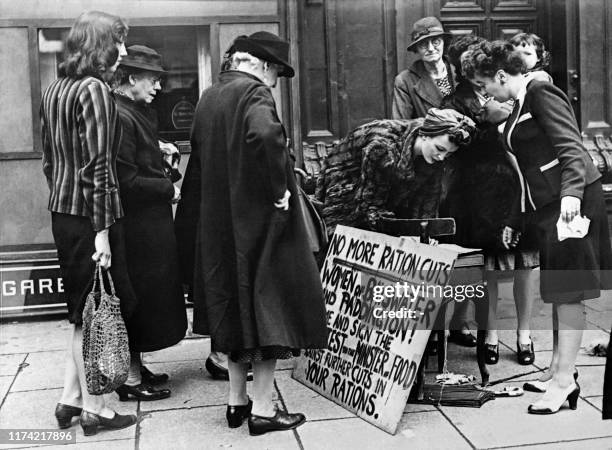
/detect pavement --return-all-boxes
[1,279,612,450]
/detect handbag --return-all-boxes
[297,186,328,253]
[82,264,130,395]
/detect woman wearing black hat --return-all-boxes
[112,45,187,401]
[179,31,327,435]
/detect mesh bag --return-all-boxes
[82,264,130,395]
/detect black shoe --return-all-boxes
[485,343,499,365]
[517,339,535,365]
[55,403,82,429]
[140,365,169,385]
[226,399,252,428]
[116,384,171,401]
[448,330,477,347]
[205,356,253,381]
[80,410,137,436]
[206,356,229,380]
[248,409,306,436]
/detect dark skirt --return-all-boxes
[51,213,137,325]
[604,332,612,419]
[122,202,187,352]
[534,180,612,303]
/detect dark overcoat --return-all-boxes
[180,70,328,353]
[115,94,187,352]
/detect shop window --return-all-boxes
[38,25,207,147]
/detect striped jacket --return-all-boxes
[41,76,123,231]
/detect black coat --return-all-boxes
[178,71,328,353]
[115,94,187,352]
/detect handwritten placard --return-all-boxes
[293,225,459,434]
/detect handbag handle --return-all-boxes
[95,263,116,297]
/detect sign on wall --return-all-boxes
[293,225,459,434]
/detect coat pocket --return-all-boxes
[526,160,561,207]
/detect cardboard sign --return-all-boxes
[293,225,459,434]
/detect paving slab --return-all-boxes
[22,438,135,450]
[0,388,137,448]
[439,384,611,448]
[275,369,355,421]
[0,376,13,405]
[11,351,64,392]
[503,435,612,449]
[138,405,299,450]
[533,350,606,369]
[0,354,26,377]
[141,338,209,364]
[584,395,603,412]
[568,365,606,397]
[0,320,69,354]
[297,410,471,450]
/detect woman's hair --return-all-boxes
[509,32,551,70]
[447,34,486,81]
[461,40,525,80]
[419,108,476,147]
[60,10,128,79]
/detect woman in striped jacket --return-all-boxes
[40,10,137,435]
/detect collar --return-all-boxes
[514,76,529,111]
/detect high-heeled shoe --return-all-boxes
[55,403,82,429]
[527,381,580,414]
[485,343,499,365]
[140,365,169,385]
[517,339,535,365]
[115,384,171,401]
[248,409,306,436]
[80,410,137,436]
[523,370,579,393]
[226,399,252,428]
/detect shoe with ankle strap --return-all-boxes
[80,410,137,436]
[517,339,535,365]
[527,382,580,414]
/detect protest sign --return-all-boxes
[293,225,459,434]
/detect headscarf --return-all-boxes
[419,108,476,146]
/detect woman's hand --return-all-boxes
[92,229,111,269]
[502,226,520,249]
[560,196,581,223]
[172,185,181,204]
[274,190,291,210]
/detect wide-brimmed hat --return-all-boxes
[232,31,295,78]
[119,45,166,73]
[407,16,452,51]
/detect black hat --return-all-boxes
[232,31,295,78]
[119,45,166,73]
[407,17,452,51]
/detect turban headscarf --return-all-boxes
[419,108,476,146]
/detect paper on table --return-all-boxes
[556,215,590,241]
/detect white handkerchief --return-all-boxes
[557,215,591,241]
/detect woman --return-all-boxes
[442,35,539,366]
[40,11,137,434]
[316,108,475,234]
[181,32,328,435]
[463,40,612,414]
[113,45,187,401]
[392,16,455,120]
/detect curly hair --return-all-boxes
[447,34,485,80]
[509,32,551,71]
[461,40,525,80]
[60,11,128,79]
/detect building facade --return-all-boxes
[1,0,612,315]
